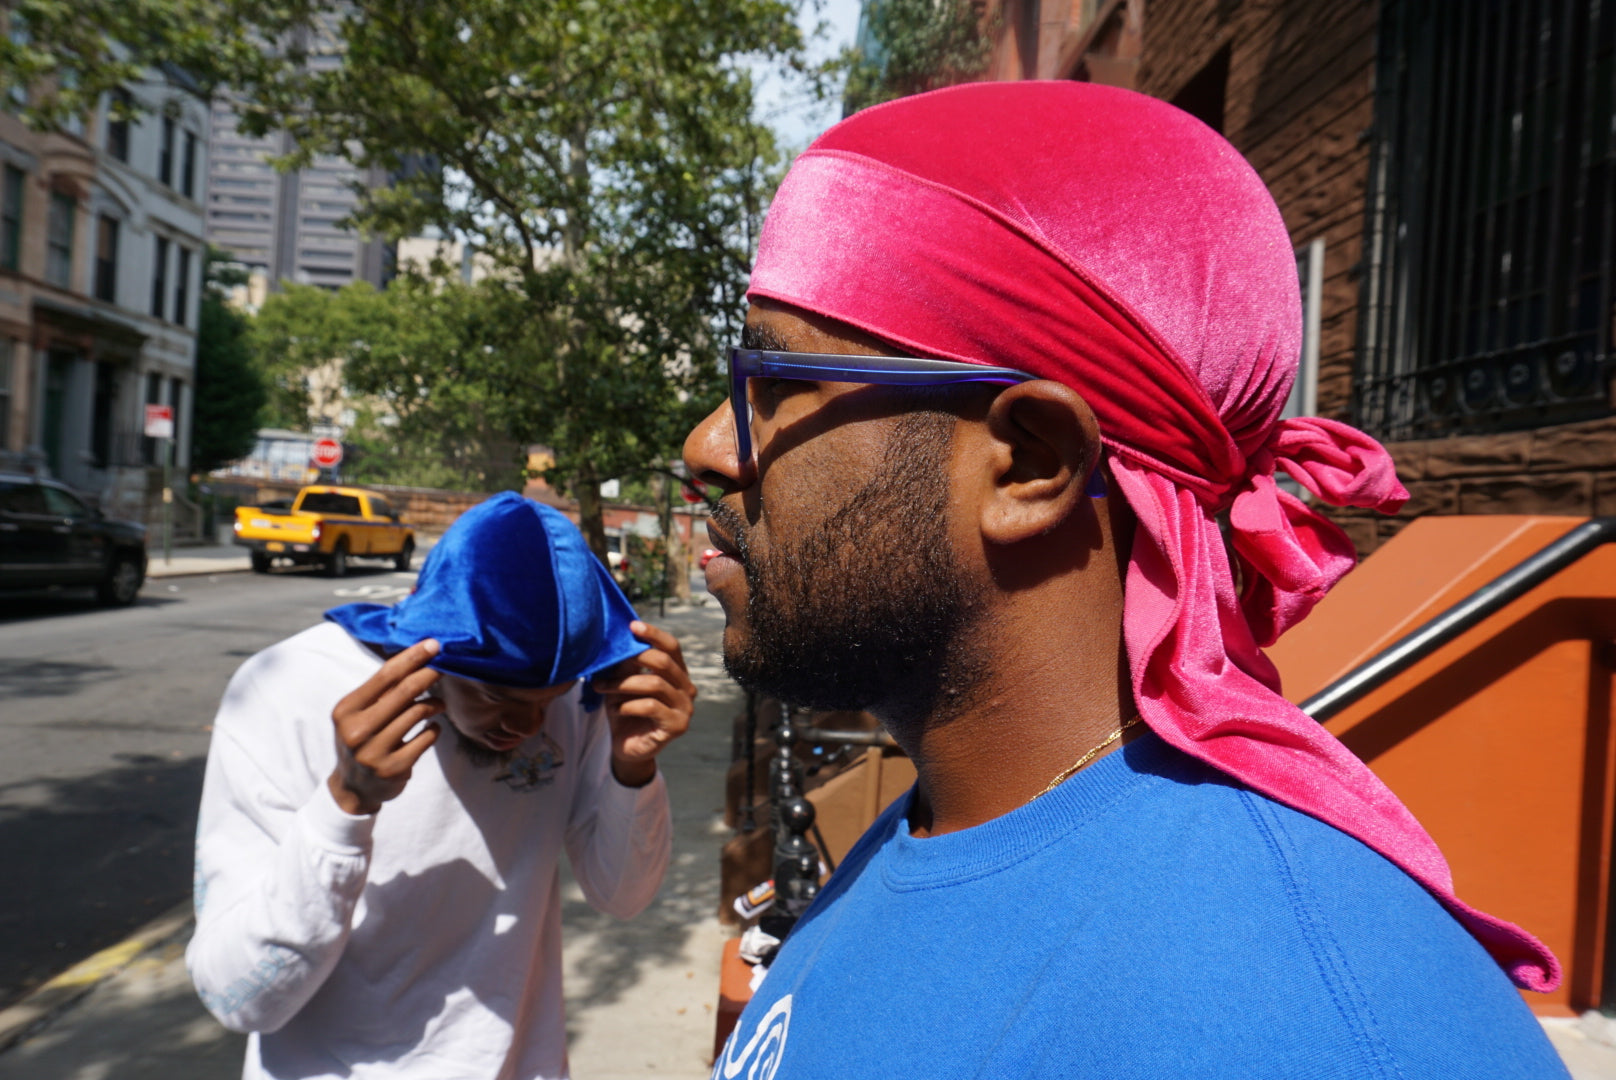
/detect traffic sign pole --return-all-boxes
[162,437,173,566]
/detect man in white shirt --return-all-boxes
[188,492,696,1080]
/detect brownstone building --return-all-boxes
[965,0,1616,552]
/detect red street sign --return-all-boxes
[311,437,344,468]
[680,482,704,505]
[143,404,174,440]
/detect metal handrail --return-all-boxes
[1299,516,1616,722]
[794,727,899,749]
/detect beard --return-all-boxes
[717,411,983,731]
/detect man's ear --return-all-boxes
[974,380,1102,546]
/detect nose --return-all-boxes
[502,703,547,739]
[683,397,754,492]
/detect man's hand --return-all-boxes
[592,621,697,787]
[328,639,446,816]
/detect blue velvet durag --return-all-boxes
[325,492,643,700]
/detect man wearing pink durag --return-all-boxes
[685,82,1568,1077]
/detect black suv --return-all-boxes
[0,473,148,605]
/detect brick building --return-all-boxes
[962,0,1616,551]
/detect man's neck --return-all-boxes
[889,603,1134,839]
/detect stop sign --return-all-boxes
[311,438,344,468]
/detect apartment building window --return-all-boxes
[150,236,169,319]
[1359,0,1616,441]
[182,131,197,199]
[0,166,23,272]
[105,88,131,162]
[159,116,174,187]
[94,215,119,302]
[174,245,191,327]
[45,191,73,288]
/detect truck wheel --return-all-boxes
[325,541,349,578]
[250,552,272,574]
[97,554,144,607]
[394,540,414,572]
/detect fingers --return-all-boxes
[352,700,441,766]
[598,672,687,710]
[375,698,445,753]
[596,643,696,700]
[630,621,688,673]
[334,642,444,749]
[615,696,691,734]
[336,639,441,714]
[383,720,441,772]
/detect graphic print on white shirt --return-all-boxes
[493,731,566,791]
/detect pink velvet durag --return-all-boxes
[748,81,1559,991]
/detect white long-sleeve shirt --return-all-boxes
[187,622,672,1080]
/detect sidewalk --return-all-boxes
[145,534,439,579]
[0,596,736,1079]
[144,543,251,579]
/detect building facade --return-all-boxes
[958,0,1616,552]
[204,21,390,294]
[0,67,210,526]
[205,98,391,292]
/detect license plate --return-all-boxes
[266,541,285,552]
[252,518,271,528]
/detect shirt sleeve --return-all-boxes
[185,664,375,1034]
[562,702,672,920]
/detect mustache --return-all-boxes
[707,500,752,563]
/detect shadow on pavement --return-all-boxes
[0,754,203,1010]
[0,658,122,699]
[0,591,180,625]
[0,933,245,1080]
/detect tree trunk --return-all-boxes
[574,462,610,565]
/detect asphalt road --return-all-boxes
[0,564,415,1009]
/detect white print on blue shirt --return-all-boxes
[713,993,792,1080]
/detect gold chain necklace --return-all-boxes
[1030,715,1143,801]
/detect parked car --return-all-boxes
[234,485,414,576]
[0,473,148,605]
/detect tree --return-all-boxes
[0,0,288,129]
[221,0,815,557]
[843,0,993,114]
[246,276,529,493]
[192,251,267,474]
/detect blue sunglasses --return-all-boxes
[725,347,1106,497]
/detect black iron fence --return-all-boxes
[1357,0,1616,442]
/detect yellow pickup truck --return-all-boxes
[234,486,415,577]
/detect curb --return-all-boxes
[146,565,253,580]
[0,902,194,1054]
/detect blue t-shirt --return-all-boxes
[716,734,1567,1079]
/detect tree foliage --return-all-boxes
[222,0,814,554]
[1,0,823,553]
[192,251,266,474]
[0,0,293,129]
[843,0,993,114]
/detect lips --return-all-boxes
[705,520,744,563]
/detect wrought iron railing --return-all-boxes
[1357,0,1616,442]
